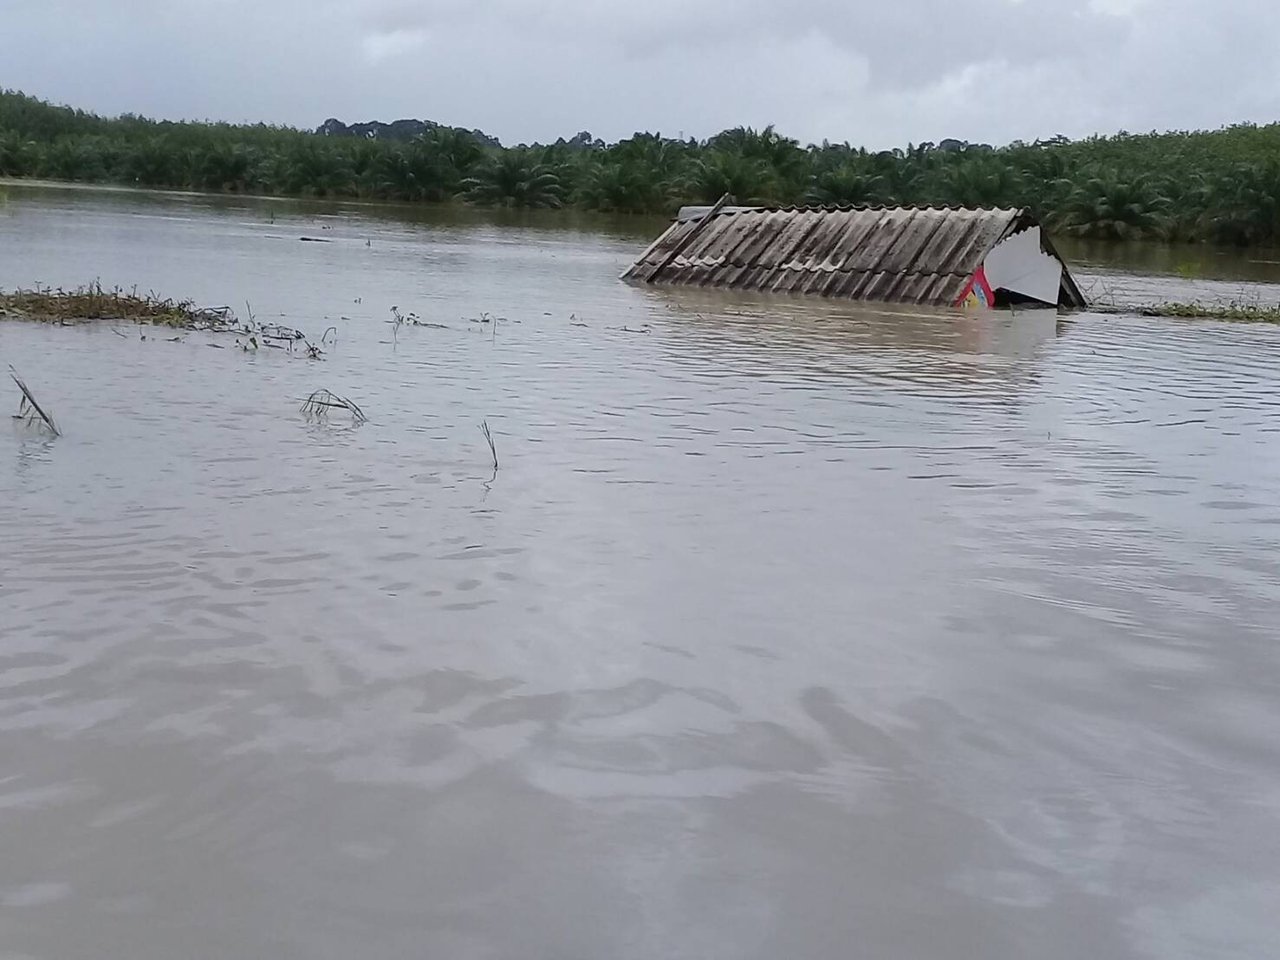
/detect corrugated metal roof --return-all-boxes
[623,205,1075,307]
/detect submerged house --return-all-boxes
[623,202,1086,309]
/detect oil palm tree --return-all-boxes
[578,160,665,213]
[461,151,564,208]
[418,127,485,193]
[930,157,1025,208]
[690,151,777,205]
[38,139,105,182]
[124,136,181,185]
[0,132,36,176]
[371,145,449,201]
[708,125,807,198]
[805,163,888,206]
[1203,161,1280,245]
[1054,169,1172,240]
[199,144,256,192]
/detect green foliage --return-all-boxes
[6,89,1280,242]
[690,151,778,205]
[1203,160,1280,245]
[806,163,888,206]
[461,150,564,208]
[1055,170,1173,240]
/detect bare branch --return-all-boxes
[9,367,60,436]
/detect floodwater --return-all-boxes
[2,183,1280,960]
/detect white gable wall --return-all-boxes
[983,227,1063,305]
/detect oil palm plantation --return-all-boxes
[8,88,1280,244]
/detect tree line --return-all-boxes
[3,90,1280,246]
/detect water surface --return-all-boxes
[3,184,1280,959]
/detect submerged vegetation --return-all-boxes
[5,89,1280,246]
[0,284,343,357]
[1125,300,1280,323]
[0,283,239,329]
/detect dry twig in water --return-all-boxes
[301,389,367,424]
[9,366,60,436]
[480,419,498,477]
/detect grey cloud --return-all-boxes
[354,0,1134,89]
[5,0,1278,149]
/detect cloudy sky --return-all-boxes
[7,0,1279,149]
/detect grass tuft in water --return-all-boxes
[0,282,240,330]
[1092,298,1280,323]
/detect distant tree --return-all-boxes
[1054,169,1173,240]
[5,88,1280,244]
[928,157,1026,208]
[461,151,564,208]
[690,152,778,205]
[1203,161,1280,245]
[806,164,887,206]
[0,131,37,176]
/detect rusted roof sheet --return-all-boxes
[623,205,1041,306]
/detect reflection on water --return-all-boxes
[1059,236,1280,308]
[2,182,1280,960]
[1061,236,1280,283]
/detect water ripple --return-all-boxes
[2,187,1280,959]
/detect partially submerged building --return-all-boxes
[623,203,1086,309]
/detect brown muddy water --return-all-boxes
[2,183,1280,959]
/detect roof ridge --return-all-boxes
[717,203,1023,215]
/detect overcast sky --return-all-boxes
[7,0,1279,149]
